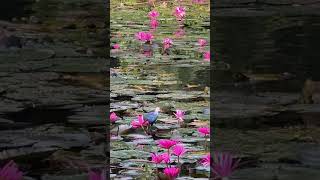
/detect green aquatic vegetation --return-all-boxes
[110,0,210,179]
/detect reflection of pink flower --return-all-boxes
[174,6,186,20]
[173,109,185,121]
[172,144,187,157]
[150,19,159,29]
[163,167,180,179]
[198,127,210,136]
[203,51,210,61]
[158,139,177,149]
[212,152,239,178]
[201,153,210,166]
[135,32,154,42]
[163,38,173,50]
[151,153,163,164]
[89,169,106,180]
[198,39,207,47]
[110,112,119,123]
[0,160,23,180]
[131,115,149,129]
[148,10,159,19]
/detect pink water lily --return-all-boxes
[172,144,187,157]
[112,44,120,49]
[174,28,185,38]
[151,153,164,164]
[131,115,149,129]
[173,109,185,122]
[212,152,239,178]
[135,31,154,42]
[148,10,159,19]
[163,167,180,180]
[158,139,177,149]
[150,19,159,29]
[163,38,173,50]
[198,39,207,47]
[110,112,119,123]
[0,160,23,180]
[198,127,210,136]
[193,0,205,4]
[174,6,186,21]
[89,169,106,180]
[148,0,155,6]
[203,51,210,61]
[201,153,210,166]
[161,152,171,164]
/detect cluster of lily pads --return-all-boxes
[110,109,211,179]
[111,0,210,62]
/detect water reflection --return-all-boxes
[213,16,320,91]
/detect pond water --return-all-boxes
[213,15,320,179]
[110,0,210,179]
[213,16,320,92]
[0,0,34,21]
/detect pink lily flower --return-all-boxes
[0,160,23,180]
[193,0,205,4]
[112,44,120,49]
[135,31,154,42]
[172,144,187,157]
[110,112,119,123]
[161,153,171,164]
[203,51,210,61]
[174,28,185,38]
[148,0,155,6]
[173,6,186,21]
[131,115,149,129]
[198,127,210,137]
[173,109,185,122]
[148,10,159,19]
[163,167,180,180]
[158,139,177,149]
[151,153,164,164]
[201,153,210,166]
[150,19,159,29]
[197,39,207,47]
[163,38,173,50]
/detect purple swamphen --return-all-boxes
[143,107,160,126]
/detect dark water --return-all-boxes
[0,0,34,21]
[213,16,320,92]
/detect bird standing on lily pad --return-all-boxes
[143,107,161,132]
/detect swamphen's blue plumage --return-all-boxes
[143,107,160,126]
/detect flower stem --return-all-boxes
[116,125,119,136]
[168,149,171,167]
[141,125,148,135]
[205,136,209,151]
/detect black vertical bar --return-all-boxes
[105,0,110,179]
[210,0,214,179]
